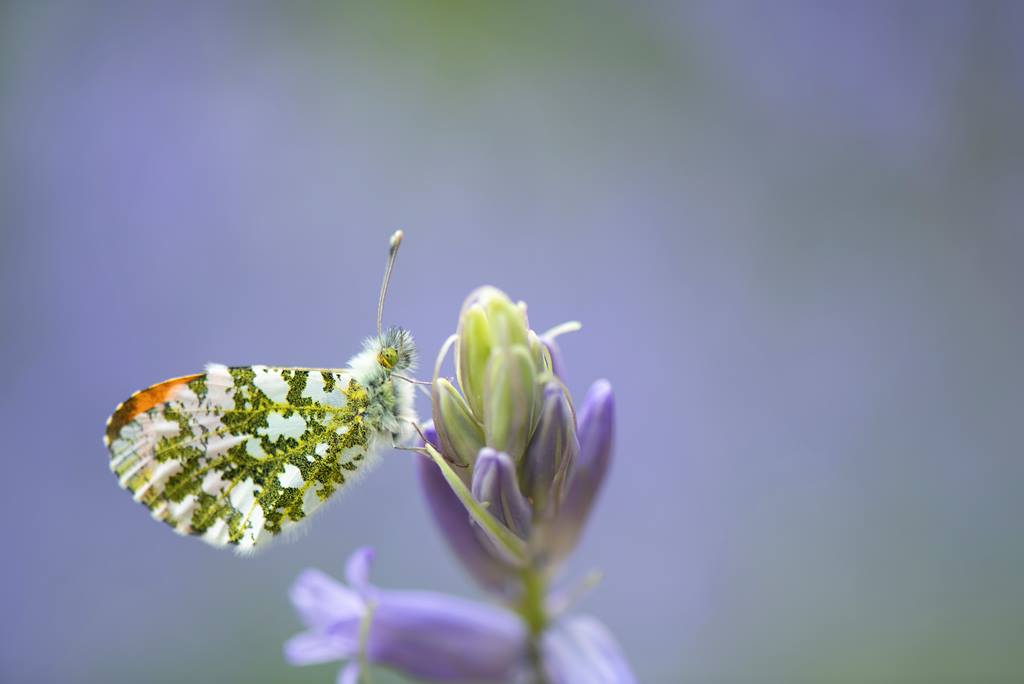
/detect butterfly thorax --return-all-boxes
[348,326,418,445]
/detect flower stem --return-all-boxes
[518,566,550,684]
[518,568,547,635]
[357,600,376,684]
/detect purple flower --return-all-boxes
[541,615,637,684]
[424,377,615,573]
[545,379,615,563]
[521,382,578,519]
[472,448,532,541]
[417,423,519,593]
[285,547,527,683]
[540,335,567,382]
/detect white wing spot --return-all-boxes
[132,459,182,501]
[259,412,307,441]
[302,372,348,408]
[168,494,198,522]
[205,433,247,457]
[201,469,229,495]
[229,477,257,512]
[245,437,267,458]
[151,420,181,438]
[277,463,303,488]
[203,518,230,547]
[253,365,289,403]
[302,482,324,515]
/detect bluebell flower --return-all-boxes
[417,423,517,594]
[472,448,533,541]
[285,547,528,683]
[418,287,632,681]
[285,547,634,684]
[541,615,637,684]
[544,379,615,562]
[425,287,616,572]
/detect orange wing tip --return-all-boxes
[104,373,202,445]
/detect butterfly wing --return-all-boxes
[105,364,378,551]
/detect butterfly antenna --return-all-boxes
[377,230,404,337]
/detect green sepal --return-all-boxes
[434,378,485,468]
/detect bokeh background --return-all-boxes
[3,2,1023,682]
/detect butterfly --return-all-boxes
[103,232,417,553]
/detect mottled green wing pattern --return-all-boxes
[104,364,376,551]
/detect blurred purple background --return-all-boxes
[2,2,1023,682]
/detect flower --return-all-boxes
[521,382,578,518]
[543,379,615,562]
[541,615,637,684]
[415,286,632,682]
[285,547,528,683]
[285,549,637,684]
[417,422,517,594]
[426,287,615,573]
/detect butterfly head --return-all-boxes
[375,326,416,372]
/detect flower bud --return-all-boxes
[429,286,606,576]
[432,378,485,470]
[521,382,578,517]
[471,449,532,540]
[547,380,614,563]
[482,292,530,348]
[528,330,554,378]
[455,302,494,418]
[541,335,566,381]
[417,424,517,592]
[455,287,533,420]
[483,346,540,464]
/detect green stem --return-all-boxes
[519,568,547,635]
[358,600,376,684]
[518,566,550,684]
[422,443,526,563]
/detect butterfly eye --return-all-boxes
[377,346,399,369]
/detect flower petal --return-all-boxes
[337,661,360,684]
[289,568,364,629]
[368,590,528,682]
[541,615,636,684]
[417,424,517,593]
[548,380,614,561]
[521,382,578,517]
[284,629,359,666]
[541,335,567,381]
[345,546,375,596]
[471,448,532,539]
